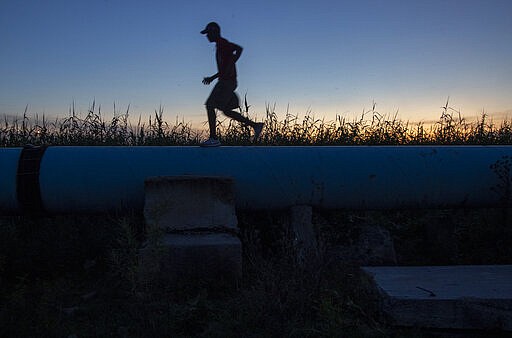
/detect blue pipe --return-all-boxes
[1,146,511,213]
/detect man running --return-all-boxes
[200,21,263,147]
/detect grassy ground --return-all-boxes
[1,208,511,337]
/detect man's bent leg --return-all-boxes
[222,109,256,128]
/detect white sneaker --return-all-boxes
[200,138,221,147]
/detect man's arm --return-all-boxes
[216,43,242,79]
[202,73,218,85]
[203,42,243,85]
[231,43,243,63]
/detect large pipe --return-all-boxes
[1,146,511,214]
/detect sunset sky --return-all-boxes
[1,0,511,127]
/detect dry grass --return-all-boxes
[2,207,510,337]
[2,100,512,147]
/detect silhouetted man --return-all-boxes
[200,22,263,147]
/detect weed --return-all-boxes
[108,216,141,293]
[2,99,512,146]
[1,207,511,336]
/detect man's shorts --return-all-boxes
[205,80,240,111]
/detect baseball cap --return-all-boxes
[200,22,220,34]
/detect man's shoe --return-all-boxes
[200,138,221,147]
[253,123,264,141]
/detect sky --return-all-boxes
[1,0,511,128]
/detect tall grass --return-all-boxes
[2,100,511,147]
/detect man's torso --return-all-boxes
[216,37,237,82]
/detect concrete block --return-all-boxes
[144,176,237,231]
[362,265,512,331]
[290,205,318,262]
[141,233,242,285]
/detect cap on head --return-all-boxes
[200,22,220,35]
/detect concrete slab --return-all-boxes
[147,233,242,285]
[362,265,512,331]
[164,233,241,285]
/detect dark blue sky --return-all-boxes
[1,0,511,126]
